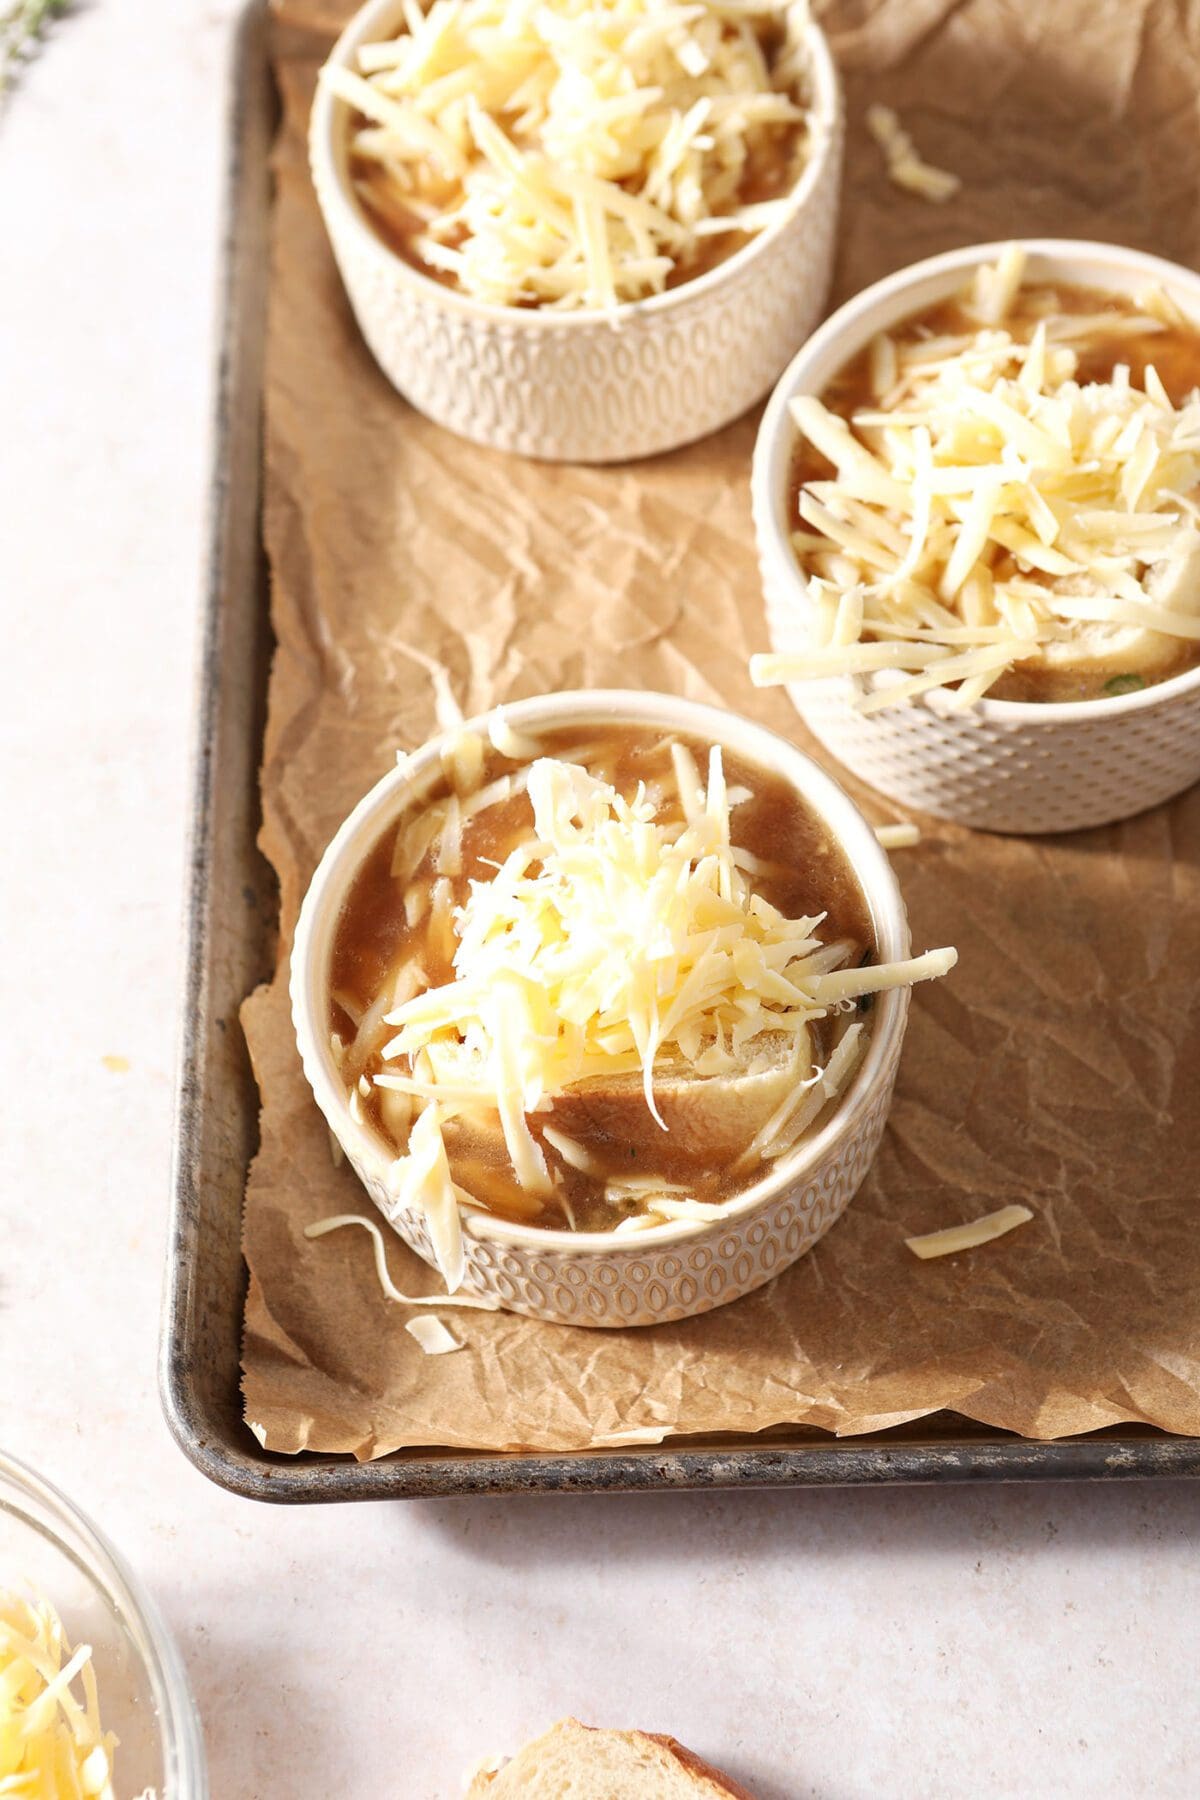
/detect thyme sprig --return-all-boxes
[1,0,71,96]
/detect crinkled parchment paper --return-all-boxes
[242,0,1200,1455]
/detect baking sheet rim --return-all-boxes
[158,0,1200,1502]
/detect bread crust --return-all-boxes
[465,1719,758,1798]
[646,1731,759,1799]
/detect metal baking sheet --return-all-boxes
[158,0,1200,1502]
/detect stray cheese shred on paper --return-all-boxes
[365,742,955,1288]
[875,821,920,849]
[866,104,960,204]
[905,1203,1034,1260]
[405,1314,464,1355]
[304,1213,502,1309]
[751,245,1200,711]
[324,0,816,308]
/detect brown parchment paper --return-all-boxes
[242,0,1200,1456]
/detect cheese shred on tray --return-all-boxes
[752,245,1200,708]
[328,722,955,1288]
[865,104,959,205]
[325,0,816,308]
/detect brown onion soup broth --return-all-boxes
[329,726,874,1231]
[787,283,1200,703]
[350,22,806,299]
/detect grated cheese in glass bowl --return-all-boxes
[0,1453,206,1799]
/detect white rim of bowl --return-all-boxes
[753,236,1200,724]
[309,0,842,330]
[0,1449,208,1798]
[291,689,911,1256]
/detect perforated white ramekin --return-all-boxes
[291,690,913,1327]
[753,239,1200,834]
[309,0,843,462]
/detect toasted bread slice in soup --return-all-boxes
[465,1718,757,1798]
[548,1032,806,1165]
[434,1029,808,1183]
[1017,538,1200,683]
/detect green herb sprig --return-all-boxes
[1,0,71,97]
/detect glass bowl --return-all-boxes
[0,1449,207,1798]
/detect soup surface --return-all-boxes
[329,725,875,1233]
[786,280,1200,703]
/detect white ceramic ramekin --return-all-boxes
[309,0,843,462]
[291,690,912,1327]
[753,239,1200,834]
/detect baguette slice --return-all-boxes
[547,1031,808,1166]
[1019,544,1200,682]
[465,1718,758,1799]
[433,1030,808,1175]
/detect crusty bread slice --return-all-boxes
[549,1032,806,1166]
[435,1029,808,1178]
[465,1718,757,1799]
[1020,543,1200,683]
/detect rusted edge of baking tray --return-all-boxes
[158,0,1200,1503]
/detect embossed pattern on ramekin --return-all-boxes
[309,0,844,462]
[753,240,1200,835]
[290,691,914,1328]
[762,565,1200,834]
[343,1021,903,1327]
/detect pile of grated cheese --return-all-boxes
[325,0,815,309]
[0,1590,132,1800]
[752,245,1200,711]
[364,739,954,1283]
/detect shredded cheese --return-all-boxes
[905,1203,1033,1259]
[738,1018,863,1164]
[360,748,955,1283]
[646,1196,731,1222]
[327,0,816,309]
[875,821,920,849]
[487,706,539,762]
[405,1314,464,1354]
[866,104,960,204]
[442,729,486,795]
[304,1214,502,1308]
[541,1124,605,1176]
[753,246,1200,710]
[0,1590,142,1800]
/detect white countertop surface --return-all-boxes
[2,4,1197,1796]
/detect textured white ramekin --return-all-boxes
[309,0,844,462]
[291,690,912,1327]
[753,239,1200,834]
